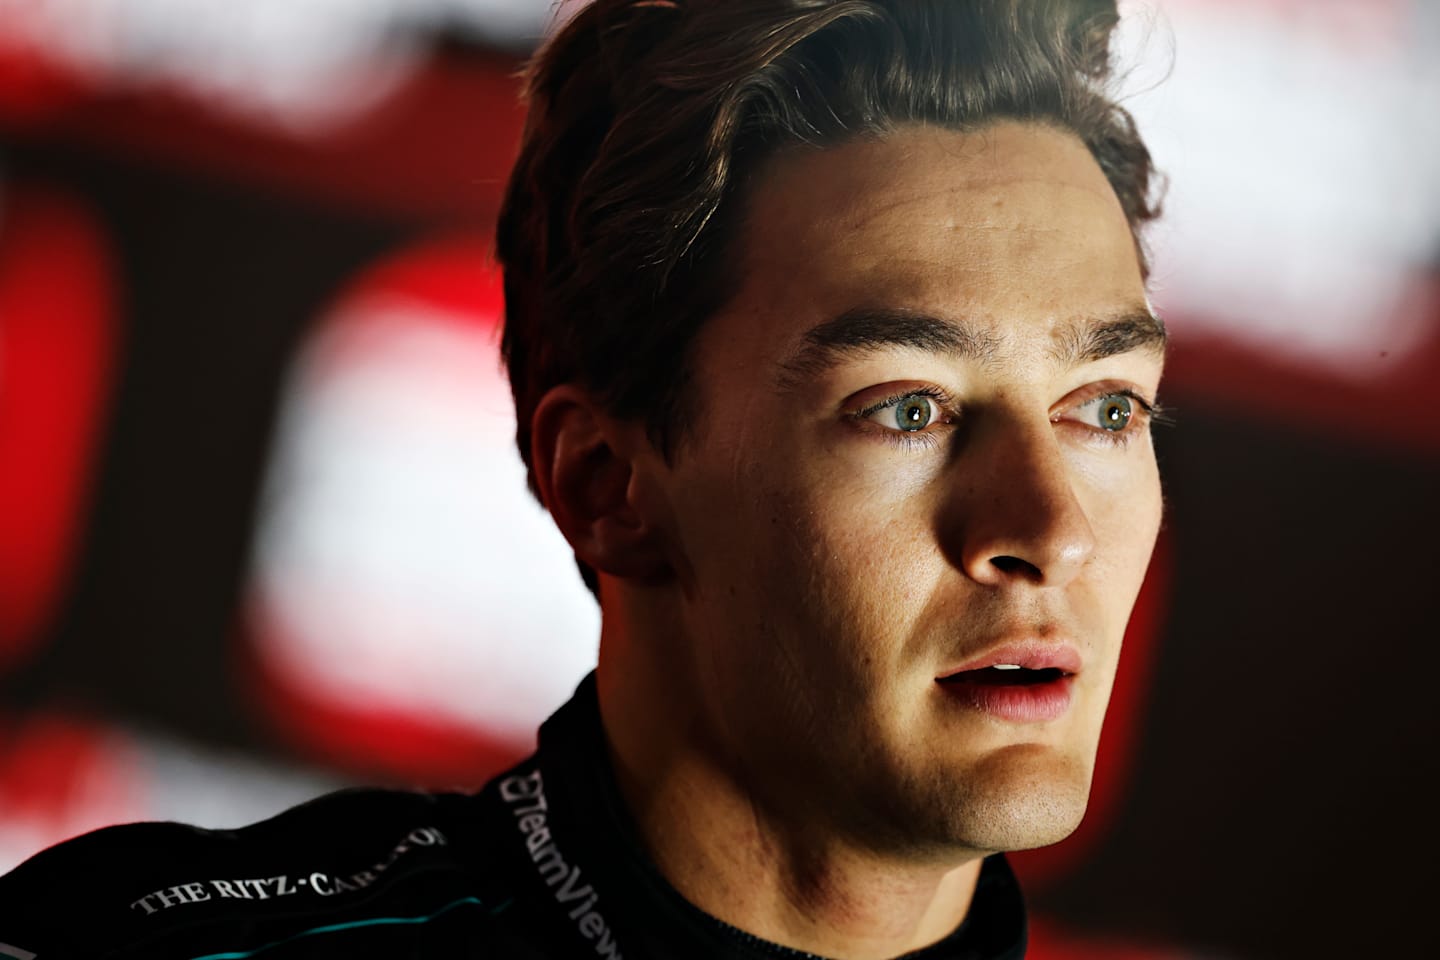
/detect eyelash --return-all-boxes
[850,386,1172,451]
[850,386,957,450]
[1061,389,1162,450]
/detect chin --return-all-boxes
[948,784,1089,853]
[877,744,1095,858]
[945,747,1094,853]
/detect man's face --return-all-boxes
[648,122,1164,858]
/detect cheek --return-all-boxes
[1078,452,1163,624]
[668,409,959,690]
[1067,430,1162,526]
[770,473,952,668]
[666,436,827,638]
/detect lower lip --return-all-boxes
[938,675,1075,723]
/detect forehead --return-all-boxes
[725,121,1145,353]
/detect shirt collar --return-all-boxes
[529,672,1028,960]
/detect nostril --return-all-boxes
[990,555,1042,579]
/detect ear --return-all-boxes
[529,385,671,583]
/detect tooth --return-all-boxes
[992,664,1022,670]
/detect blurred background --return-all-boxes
[0,1,1434,957]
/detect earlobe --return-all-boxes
[530,386,671,583]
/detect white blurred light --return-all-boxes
[0,0,564,130]
[135,730,348,830]
[252,293,600,745]
[1118,0,1440,377]
[0,725,350,873]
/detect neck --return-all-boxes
[595,601,983,960]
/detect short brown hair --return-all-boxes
[498,0,1160,512]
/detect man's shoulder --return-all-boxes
[0,785,475,892]
[0,782,548,959]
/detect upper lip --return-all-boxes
[937,638,1083,679]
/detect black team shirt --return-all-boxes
[0,675,1027,959]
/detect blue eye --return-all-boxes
[853,388,954,446]
[1093,394,1133,431]
[893,396,936,431]
[1063,390,1156,443]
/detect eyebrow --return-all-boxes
[1049,309,1168,367]
[776,306,1166,390]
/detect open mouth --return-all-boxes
[936,665,1075,722]
[939,666,1068,687]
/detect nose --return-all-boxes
[939,416,1096,588]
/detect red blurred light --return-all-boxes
[0,42,88,125]
[0,713,145,870]
[0,188,115,666]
